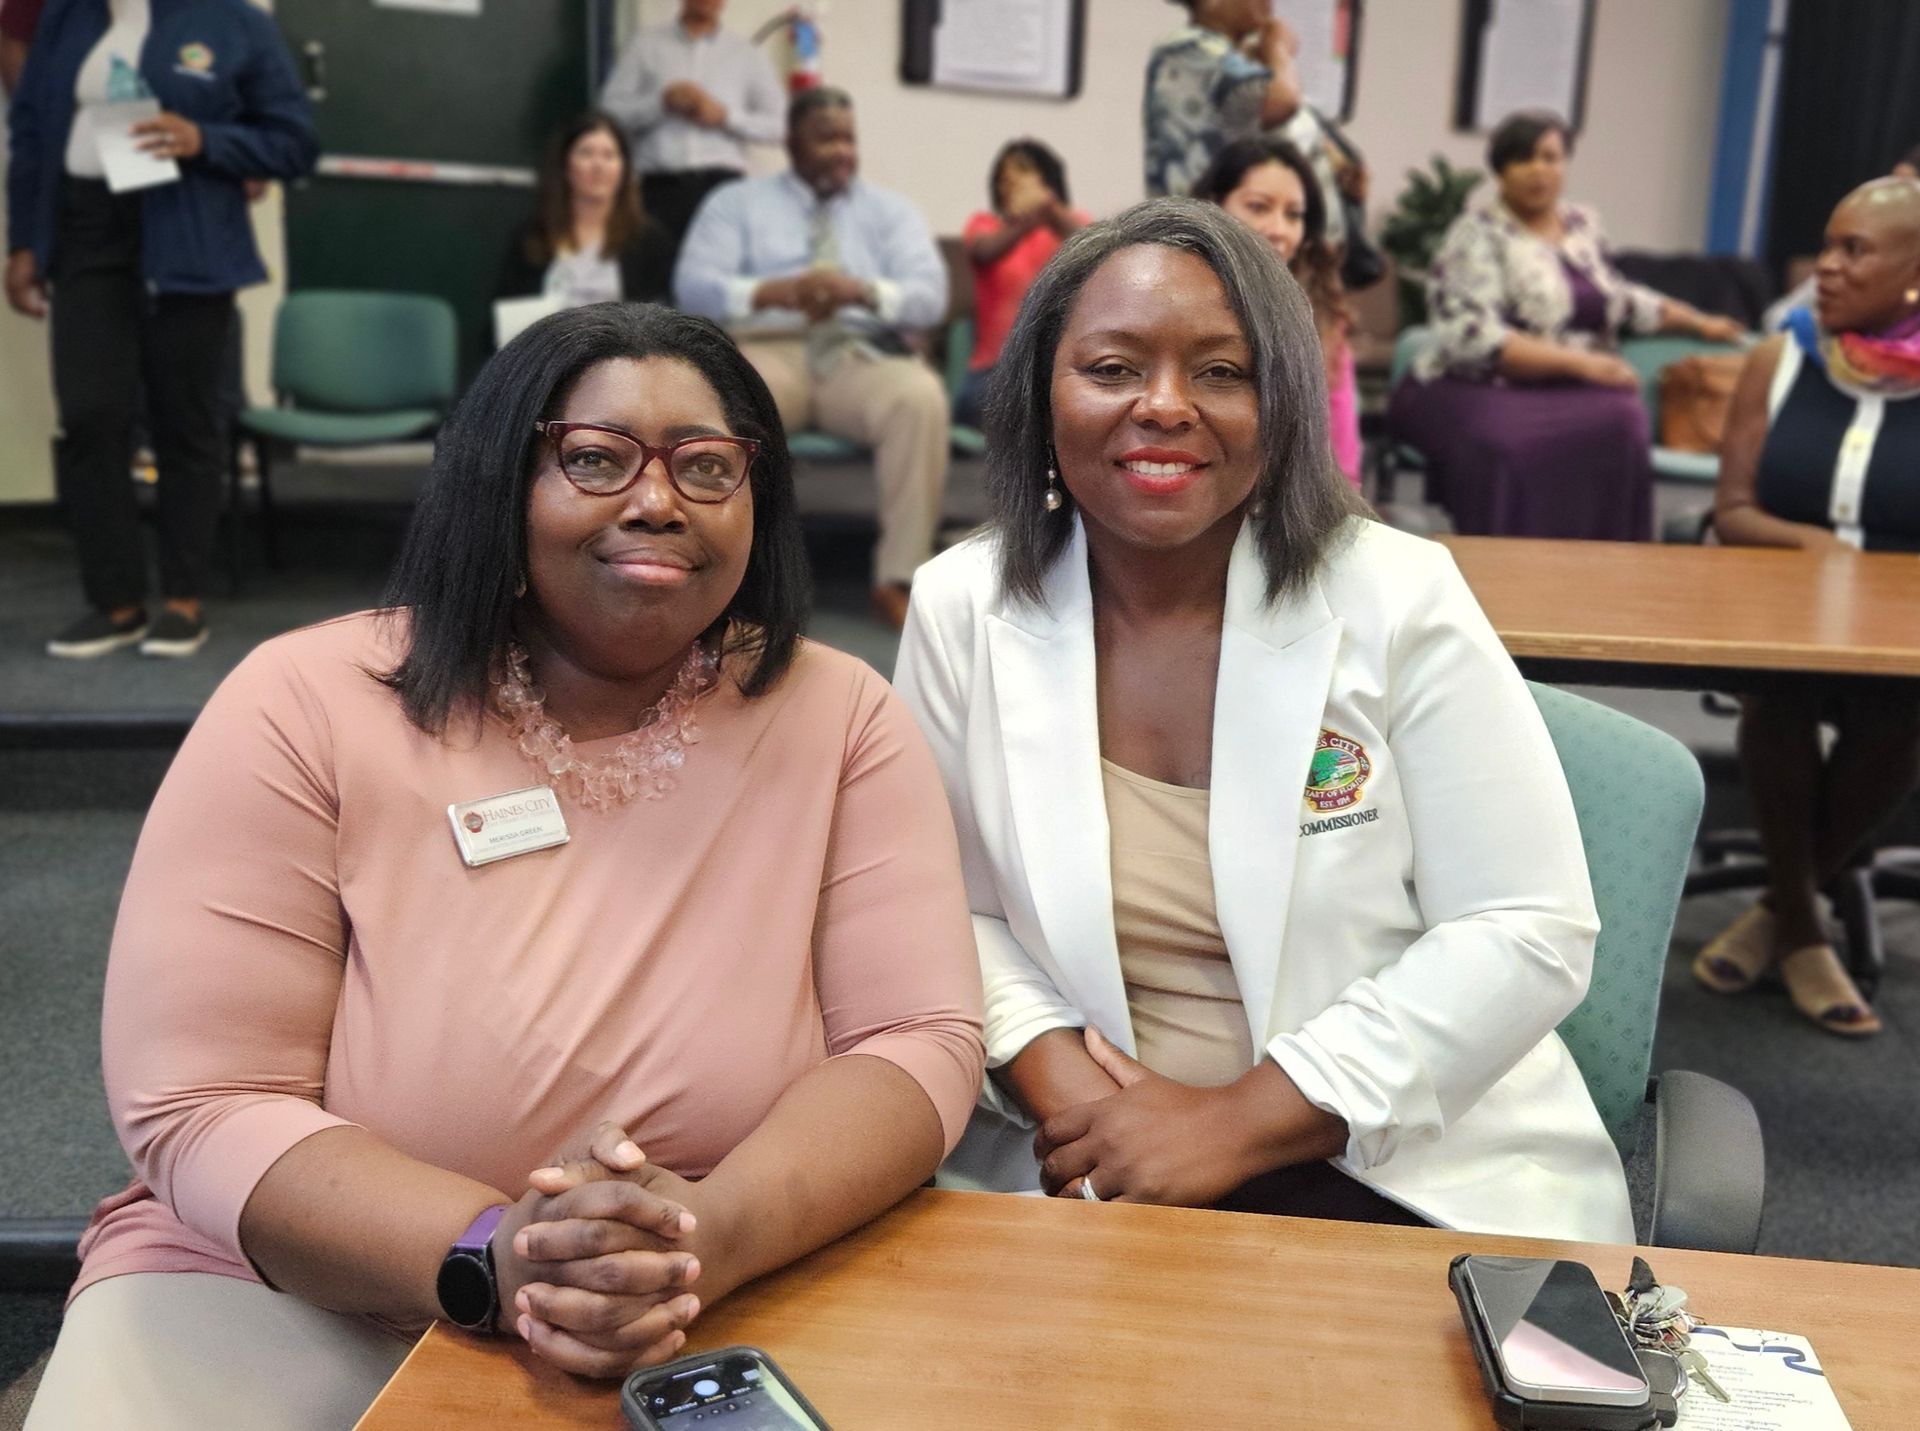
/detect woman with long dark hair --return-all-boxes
[25,304,983,1425]
[1193,136,1360,485]
[500,111,675,311]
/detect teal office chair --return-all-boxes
[1531,682,1765,1252]
[230,290,458,583]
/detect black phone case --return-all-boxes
[1449,1255,1661,1431]
[620,1344,833,1431]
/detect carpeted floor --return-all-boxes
[2,468,1915,1422]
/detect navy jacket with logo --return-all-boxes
[7,0,318,293]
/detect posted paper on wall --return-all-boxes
[1676,1327,1852,1430]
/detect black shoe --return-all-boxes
[47,608,149,659]
[138,608,209,658]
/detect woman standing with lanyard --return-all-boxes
[5,0,316,659]
[1695,178,1920,1038]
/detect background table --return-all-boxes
[1438,537,1920,689]
[356,1189,1920,1429]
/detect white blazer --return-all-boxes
[893,516,1634,1243]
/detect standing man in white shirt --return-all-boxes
[599,0,785,268]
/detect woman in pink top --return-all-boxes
[958,139,1089,427]
[26,303,985,1429]
[1193,137,1363,486]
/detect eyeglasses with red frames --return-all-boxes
[533,421,759,503]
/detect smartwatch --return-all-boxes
[435,1204,509,1331]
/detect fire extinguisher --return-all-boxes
[752,6,824,93]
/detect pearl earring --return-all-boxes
[1043,464,1064,512]
[1907,287,1920,306]
[514,575,528,598]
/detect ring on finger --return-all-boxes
[1079,1176,1102,1202]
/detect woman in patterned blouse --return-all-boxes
[1387,110,1744,540]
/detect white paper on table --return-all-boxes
[493,294,564,350]
[93,100,180,194]
[1675,1327,1853,1430]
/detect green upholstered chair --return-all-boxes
[1531,682,1765,1251]
[944,313,987,458]
[230,290,458,580]
[1617,333,1744,487]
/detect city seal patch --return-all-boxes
[1304,729,1371,812]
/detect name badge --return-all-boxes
[447,785,569,868]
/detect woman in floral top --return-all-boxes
[1143,1,1301,199]
[1388,110,1745,539]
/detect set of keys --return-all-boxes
[1609,1256,1732,1420]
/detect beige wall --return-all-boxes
[627,0,1729,246]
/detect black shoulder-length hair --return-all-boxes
[990,137,1071,211]
[982,197,1363,607]
[1487,110,1574,174]
[379,303,811,734]
[1190,136,1326,245]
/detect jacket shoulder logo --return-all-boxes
[178,43,215,72]
[1305,729,1371,811]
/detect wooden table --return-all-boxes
[356,1189,1920,1429]
[1438,536,1920,689]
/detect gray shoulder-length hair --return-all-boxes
[982,197,1363,606]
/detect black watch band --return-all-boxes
[435,1204,508,1331]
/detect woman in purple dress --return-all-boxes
[1388,111,1745,539]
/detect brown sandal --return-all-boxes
[1778,944,1882,1038]
[1692,904,1775,994]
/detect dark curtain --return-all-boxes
[1766,0,1920,270]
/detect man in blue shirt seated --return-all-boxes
[675,87,951,629]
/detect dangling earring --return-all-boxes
[514,575,528,598]
[1043,462,1064,512]
[1907,286,1920,306]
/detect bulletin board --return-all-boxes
[900,0,1087,101]
[1272,0,1364,122]
[1452,0,1595,132]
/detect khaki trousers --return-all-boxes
[25,1272,413,1430]
[736,335,950,587]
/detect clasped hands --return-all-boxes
[1033,1028,1340,1208]
[758,269,872,322]
[490,1121,727,1379]
[662,80,726,129]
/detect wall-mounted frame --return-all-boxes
[1274,0,1364,123]
[901,0,1087,101]
[1453,0,1595,133]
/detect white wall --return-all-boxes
[627,0,1729,247]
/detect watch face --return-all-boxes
[436,1252,494,1330]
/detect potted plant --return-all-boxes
[1379,157,1484,326]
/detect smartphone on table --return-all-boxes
[622,1345,831,1431]
[1451,1254,1657,1430]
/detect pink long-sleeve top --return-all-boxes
[75,612,986,1304]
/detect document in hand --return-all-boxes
[1677,1327,1852,1429]
[94,100,181,193]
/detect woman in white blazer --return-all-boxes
[893,199,1633,1242]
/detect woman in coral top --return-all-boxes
[958,138,1088,426]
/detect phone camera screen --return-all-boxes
[633,1352,823,1430]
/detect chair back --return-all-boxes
[272,290,459,415]
[1531,683,1704,1156]
[1389,324,1435,387]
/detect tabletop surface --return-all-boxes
[1438,536,1920,677]
[356,1188,1920,1430]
